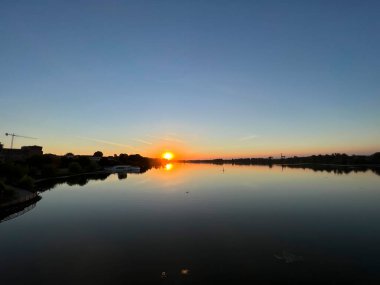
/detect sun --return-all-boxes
[162,152,174,160]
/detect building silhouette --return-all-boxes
[0,145,43,162]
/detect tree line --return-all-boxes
[0,152,167,195]
[184,152,380,166]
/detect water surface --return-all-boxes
[1,164,380,284]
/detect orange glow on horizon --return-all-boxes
[42,139,379,160]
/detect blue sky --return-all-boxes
[0,0,379,158]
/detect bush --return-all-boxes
[0,181,5,194]
[85,161,99,172]
[6,164,28,184]
[0,182,14,196]
[18,175,35,191]
[68,162,83,174]
[41,164,58,177]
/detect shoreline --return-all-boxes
[0,171,108,210]
[0,187,39,209]
[182,161,380,168]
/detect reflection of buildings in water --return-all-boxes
[0,196,41,223]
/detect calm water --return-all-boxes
[1,164,380,284]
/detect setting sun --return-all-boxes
[162,152,174,160]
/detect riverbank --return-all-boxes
[0,171,108,210]
[0,185,39,209]
[1,166,152,209]
[183,152,380,166]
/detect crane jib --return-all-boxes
[5,132,37,149]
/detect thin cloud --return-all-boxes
[146,135,166,140]
[164,137,184,143]
[146,135,184,143]
[133,138,152,145]
[239,135,259,141]
[78,136,137,151]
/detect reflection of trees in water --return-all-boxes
[282,164,380,176]
[36,173,111,192]
[118,173,127,180]
[2,172,113,222]
[139,167,149,174]
[36,179,64,192]
[35,167,156,192]
[66,176,88,186]
[188,160,380,177]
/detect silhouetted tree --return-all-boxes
[18,175,35,191]
[68,162,82,174]
[93,151,103,157]
[119,153,129,163]
[371,152,380,164]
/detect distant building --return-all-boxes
[0,145,43,162]
[21,146,43,156]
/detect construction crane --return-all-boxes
[5,132,37,149]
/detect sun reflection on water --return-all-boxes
[165,163,173,171]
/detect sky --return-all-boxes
[0,0,379,159]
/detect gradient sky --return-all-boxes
[0,0,379,159]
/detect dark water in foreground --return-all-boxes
[1,164,380,285]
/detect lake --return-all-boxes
[1,163,380,284]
